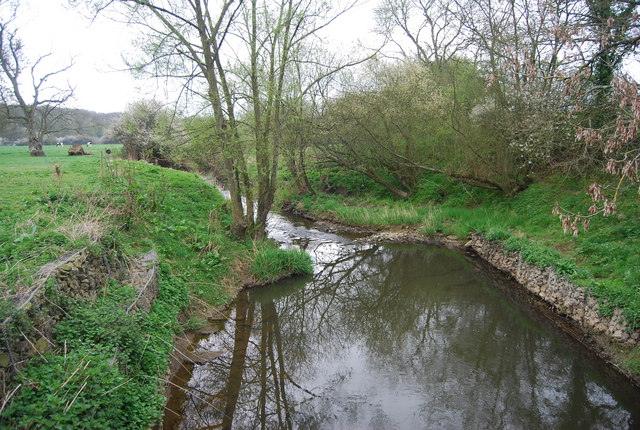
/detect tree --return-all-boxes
[545,0,640,232]
[316,61,449,199]
[87,0,365,238]
[109,99,183,163]
[314,59,538,197]
[375,0,469,65]
[0,0,74,156]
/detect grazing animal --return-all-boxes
[56,141,64,146]
[86,141,92,147]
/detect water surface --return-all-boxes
[167,213,640,429]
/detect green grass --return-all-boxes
[1,145,118,297]
[295,193,428,226]
[250,245,313,283]
[0,145,257,426]
[0,144,246,307]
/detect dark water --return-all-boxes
[166,213,640,429]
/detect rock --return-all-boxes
[0,352,11,367]
[35,337,50,353]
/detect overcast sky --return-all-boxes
[9,0,379,114]
[12,0,142,113]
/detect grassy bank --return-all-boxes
[284,168,640,370]
[0,145,246,307]
[0,145,310,427]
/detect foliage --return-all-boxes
[108,99,183,164]
[313,59,546,197]
[2,346,162,429]
[3,265,188,429]
[250,246,313,283]
[305,166,398,200]
[315,60,450,199]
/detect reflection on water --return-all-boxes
[169,213,640,429]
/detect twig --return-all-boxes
[0,383,22,416]
[17,329,47,362]
[64,381,88,413]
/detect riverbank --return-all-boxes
[280,177,640,384]
[0,147,311,427]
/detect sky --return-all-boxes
[11,0,144,113]
[8,0,380,114]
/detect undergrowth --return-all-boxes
[2,264,189,428]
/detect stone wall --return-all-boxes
[469,234,640,346]
[0,248,159,397]
[126,250,160,314]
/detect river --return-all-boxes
[164,210,640,429]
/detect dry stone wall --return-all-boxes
[469,234,640,346]
[0,248,159,396]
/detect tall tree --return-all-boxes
[0,0,74,156]
[88,0,364,238]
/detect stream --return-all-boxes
[164,210,640,429]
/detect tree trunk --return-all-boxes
[28,135,45,157]
[356,168,409,200]
[222,292,254,430]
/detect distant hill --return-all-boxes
[0,106,121,145]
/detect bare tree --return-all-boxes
[86,0,367,238]
[0,0,74,156]
[375,0,469,65]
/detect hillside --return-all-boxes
[0,106,120,145]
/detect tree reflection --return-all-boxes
[175,243,638,429]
